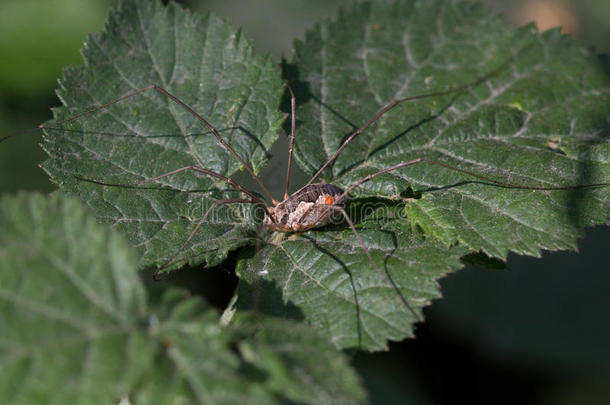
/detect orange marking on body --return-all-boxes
[325,196,334,205]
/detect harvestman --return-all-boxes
[32,74,610,319]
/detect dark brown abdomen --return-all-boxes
[277,183,345,225]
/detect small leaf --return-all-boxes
[289,0,609,259]
[137,291,368,405]
[41,0,285,271]
[232,313,368,405]
[0,192,366,404]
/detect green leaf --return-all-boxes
[41,0,285,270]
[36,0,609,352]
[136,291,368,405]
[231,313,368,405]
[289,0,609,259]
[0,193,148,404]
[237,201,469,350]
[0,192,366,404]
[234,0,609,350]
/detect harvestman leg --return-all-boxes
[156,197,259,278]
[284,85,297,200]
[284,68,550,322]
[326,205,421,321]
[336,158,610,198]
[123,165,502,280]
[44,84,281,272]
[305,68,503,186]
[295,160,610,322]
[84,164,269,275]
[278,77,510,320]
[44,84,279,205]
[291,59,609,315]
[300,57,610,192]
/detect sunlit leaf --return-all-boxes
[37,0,609,352]
[290,0,609,258]
[41,0,284,270]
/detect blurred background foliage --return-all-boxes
[1,0,608,404]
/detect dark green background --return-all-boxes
[1,1,608,404]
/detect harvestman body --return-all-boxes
[264,183,346,232]
[27,72,610,320]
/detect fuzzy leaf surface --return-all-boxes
[236,0,609,351]
[41,0,284,271]
[36,0,609,352]
[0,193,366,405]
[290,0,610,259]
[238,202,468,350]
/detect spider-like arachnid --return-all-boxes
[35,75,608,321]
[9,0,607,350]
